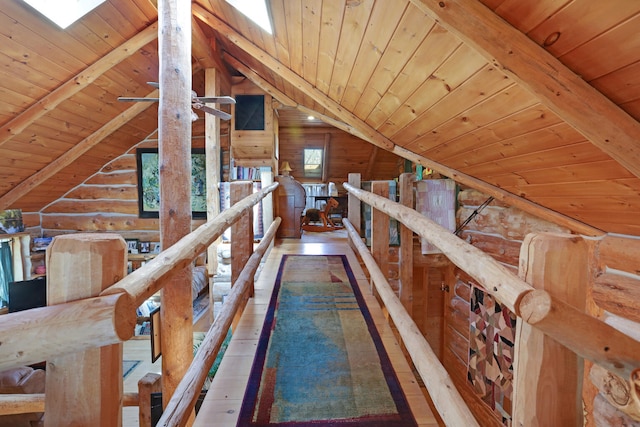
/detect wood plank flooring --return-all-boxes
[123,229,439,426]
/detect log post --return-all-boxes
[231,181,254,328]
[371,181,390,304]
[205,67,222,305]
[347,173,361,246]
[45,233,127,426]
[512,232,590,426]
[157,0,193,412]
[138,373,162,427]
[399,173,414,315]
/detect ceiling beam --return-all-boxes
[224,53,368,137]
[0,22,159,149]
[195,3,604,237]
[192,5,395,151]
[409,0,640,180]
[191,16,231,88]
[0,91,159,211]
[393,145,604,237]
[223,54,296,107]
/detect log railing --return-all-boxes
[343,180,640,425]
[343,217,478,426]
[157,217,281,426]
[0,181,278,424]
[343,182,640,378]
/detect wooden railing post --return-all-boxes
[231,181,254,328]
[347,173,361,240]
[45,233,127,426]
[399,173,415,315]
[371,181,390,306]
[512,232,590,426]
[138,373,162,427]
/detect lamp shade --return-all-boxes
[280,161,293,172]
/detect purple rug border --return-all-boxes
[236,254,417,427]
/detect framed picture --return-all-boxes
[126,238,139,254]
[150,306,161,363]
[136,148,207,218]
[151,242,161,254]
[139,241,151,253]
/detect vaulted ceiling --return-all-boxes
[1,0,639,235]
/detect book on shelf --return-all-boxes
[230,160,271,181]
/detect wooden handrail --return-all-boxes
[344,182,640,378]
[344,182,531,313]
[0,183,278,372]
[344,218,479,426]
[0,394,44,415]
[0,292,134,370]
[103,182,279,305]
[157,217,282,426]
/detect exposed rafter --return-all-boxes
[223,54,296,107]
[409,0,640,180]
[0,91,159,211]
[393,145,604,237]
[192,4,395,151]
[191,16,231,88]
[223,53,368,138]
[199,6,603,237]
[0,22,159,149]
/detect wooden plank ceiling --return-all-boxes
[0,0,639,235]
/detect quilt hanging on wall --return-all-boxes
[468,285,517,425]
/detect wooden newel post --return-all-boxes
[399,173,415,315]
[347,173,361,244]
[370,181,390,305]
[231,181,254,328]
[512,232,590,426]
[45,233,127,426]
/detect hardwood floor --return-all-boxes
[123,228,438,426]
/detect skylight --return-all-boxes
[22,0,106,29]
[225,0,273,34]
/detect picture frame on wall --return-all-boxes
[139,241,151,254]
[136,148,207,218]
[150,306,161,363]
[126,239,139,254]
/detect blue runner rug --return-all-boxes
[237,255,417,426]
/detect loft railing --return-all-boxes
[342,176,640,426]
[0,181,278,426]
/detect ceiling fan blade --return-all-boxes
[192,96,236,104]
[193,104,232,120]
[118,97,160,102]
[147,82,160,88]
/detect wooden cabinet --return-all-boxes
[274,176,306,238]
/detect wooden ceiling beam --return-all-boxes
[409,0,640,180]
[224,53,368,137]
[195,3,604,237]
[192,5,395,151]
[393,145,604,237]
[0,91,159,211]
[223,54,296,107]
[0,22,159,149]
[191,16,231,88]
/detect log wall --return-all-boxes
[38,133,218,239]
[445,187,571,426]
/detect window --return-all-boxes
[303,148,323,179]
[225,0,273,34]
[22,0,106,29]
